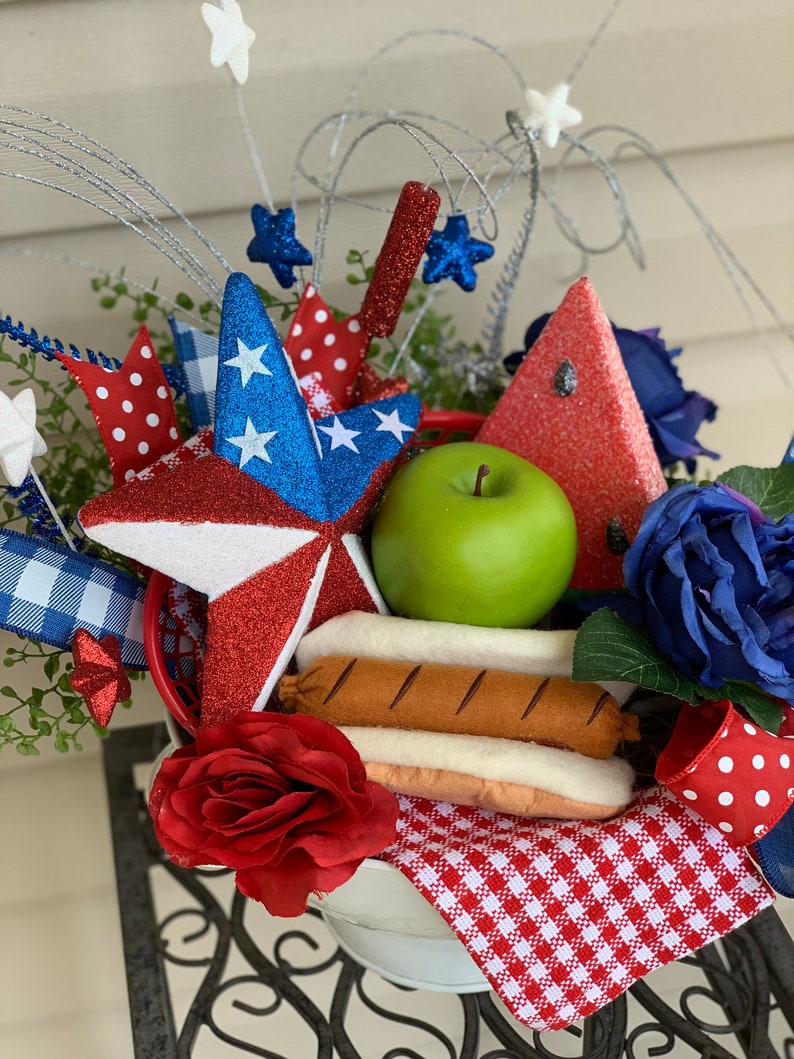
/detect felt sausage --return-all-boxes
[295,610,636,705]
[277,654,640,759]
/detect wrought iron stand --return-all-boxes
[103,724,794,1058]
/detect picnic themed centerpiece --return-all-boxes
[1,2,793,1032]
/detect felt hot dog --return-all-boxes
[277,654,640,759]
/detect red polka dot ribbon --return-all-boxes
[655,699,794,846]
[56,326,181,486]
[284,286,369,415]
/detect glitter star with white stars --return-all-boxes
[317,416,361,453]
[226,419,277,467]
[201,1,256,85]
[523,83,582,149]
[224,337,272,387]
[373,407,415,443]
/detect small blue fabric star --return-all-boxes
[422,214,495,292]
[246,205,313,289]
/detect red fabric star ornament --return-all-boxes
[56,327,181,487]
[284,285,369,413]
[70,629,131,727]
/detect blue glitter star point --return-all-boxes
[422,214,495,292]
[246,205,313,289]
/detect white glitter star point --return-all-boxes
[225,337,272,387]
[317,416,361,453]
[523,83,582,149]
[372,407,415,443]
[226,418,277,467]
[201,1,256,85]
[0,387,47,487]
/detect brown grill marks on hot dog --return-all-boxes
[521,677,550,719]
[278,655,640,760]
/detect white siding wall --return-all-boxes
[1,1,792,1055]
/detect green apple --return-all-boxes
[370,441,577,627]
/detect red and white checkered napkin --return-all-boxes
[380,786,774,1030]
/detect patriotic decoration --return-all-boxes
[283,286,368,412]
[70,629,131,728]
[656,699,794,847]
[201,0,256,85]
[79,272,422,726]
[169,317,221,431]
[0,528,147,669]
[56,327,181,486]
[0,388,47,488]
[422,214,495,292]
[246,205,313,288]
[382,786,773,1030]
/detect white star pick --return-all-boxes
[0,388,47,487]
[201,1,256,85]
[317,417,361,453]
[224,337,272,387]
[372,407,415,443]
[226,418,277,467]
[523,83,582,149]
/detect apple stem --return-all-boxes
[473,463,490,497]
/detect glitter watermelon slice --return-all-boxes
[477,277,667,590]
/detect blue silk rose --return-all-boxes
[624,482,794,705]
[506,316,717,471]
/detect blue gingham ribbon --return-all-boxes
[0,528,147,668]
[169,316,219,431]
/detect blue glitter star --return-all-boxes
[246,205,313,289]
[422,214,495,292]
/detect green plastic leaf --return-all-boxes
[715,464,794,520]
[573,608,784,732]
[572,609,704,701]
[175,292,194,310]
[713,681,783,733]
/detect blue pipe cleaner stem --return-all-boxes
[0,313,119,370]
[0,313,187,397]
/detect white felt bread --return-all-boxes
[296,610,636,705]
[340,725,635,821]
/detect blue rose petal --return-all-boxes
[624,481,794,706]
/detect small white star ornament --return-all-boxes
[201,1,256,85]
[523,83,582,149]
[0,387,47,487]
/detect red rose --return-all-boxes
[148,711,399,917]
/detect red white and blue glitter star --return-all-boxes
[79,273,421,727]
[422,214,494,292]
[246,205,313,288]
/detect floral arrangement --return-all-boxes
[2,1,793,1031]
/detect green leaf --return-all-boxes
[16,743,40,756]
[175,292,194,310]
[0,686,18,698]
[572,609,705,701]
[573,608,784,733]
[714,681,783,732]
[99,295,117,309]
[715,464,794,520]
[54,732,69,753]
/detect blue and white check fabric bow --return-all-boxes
[0,529,147,668]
